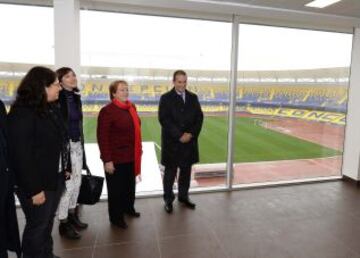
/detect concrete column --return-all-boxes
[53,0,80,79]
[342,28,360,180]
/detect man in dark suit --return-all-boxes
[0,99,21,258]
[158,70,203,213]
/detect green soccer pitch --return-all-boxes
[83,115,340,164]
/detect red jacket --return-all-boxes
[97,102,135,164]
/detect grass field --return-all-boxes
[83,115,341,164]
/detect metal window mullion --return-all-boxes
[226,15,239,190]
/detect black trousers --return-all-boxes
[163,165,192,204]
[16,175,64,258]
[0,171,8,258]
[0,171,20,258]
[105,162,136,223]
[0,250,7,258]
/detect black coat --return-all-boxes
[7,104,69,198]
[0,100,21,257]
[158,88,203,167]
[58,89,88,170]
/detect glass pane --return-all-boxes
[80,10,232,196]
[0,4,54,103]
[234,24,352,184]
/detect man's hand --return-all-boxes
[104,161,115,174]
[179,133,192,143]
[32,191,46,206]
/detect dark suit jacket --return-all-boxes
[7,105,65,198]
[0,100,21,257]
[158,88,203,166]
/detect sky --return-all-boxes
[0,4,354,71]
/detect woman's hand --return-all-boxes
[104,161,115,174]
[32,191,46,206]
[136,175,142,183]
[65,171,71,180]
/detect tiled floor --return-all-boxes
[9,180,360,258]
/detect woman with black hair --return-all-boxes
[56,67,88,240]
[7,66,70,258]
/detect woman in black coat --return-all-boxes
[0,99,21,258]
[7,66,71,258]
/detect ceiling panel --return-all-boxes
[219,0,360,18]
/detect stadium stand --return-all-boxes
[0,79,348,111]
[0,64,349,125]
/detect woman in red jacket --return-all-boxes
[97,80,142,229]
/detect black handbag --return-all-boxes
[78,168,104,205]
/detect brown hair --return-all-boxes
[172,70,187,82]
[55,67,79,92]
[109,80,128,100]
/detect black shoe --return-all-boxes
[178,198,196,209]
[59,221,81,240]
[52,255,61,258]
[111,218,128,229]
[164,203,173,213]
[68,212,88,230]
[126,210,141,218]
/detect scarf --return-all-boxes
[112,99,142,176]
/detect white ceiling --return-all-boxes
[1,0,359,18]
[88,0,360,18]
[212,0,360,18]
[78,0,360,32]
[1,0,359,32]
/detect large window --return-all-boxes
[234,24,353,184]
[80,10,232,194]
[0,4,54,103]
[0,3,354,195]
